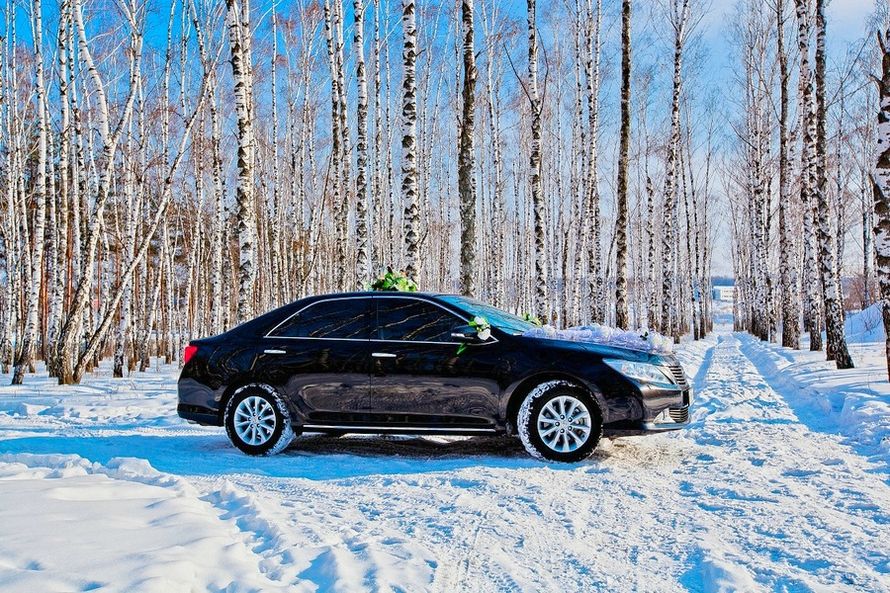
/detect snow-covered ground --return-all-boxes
[0,328,888,592]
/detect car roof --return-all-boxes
[308,291,453,299]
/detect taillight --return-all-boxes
[183,344,199,365]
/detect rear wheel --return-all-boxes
[517,381,602,462]
[224,384,294,456]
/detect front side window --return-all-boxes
[271,298,371,339]
[439,295,537,335]
[376,298,461,342]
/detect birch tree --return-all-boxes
[874,18,890,381]
[814,0,854,368]
[527,0,548,321]
[47,0,72,378]
[11,0,47,385]
[401,0,420,282]
[480,0,507,307]
[661,0,690,340]
[586,0,603,324]
[458,0,477,296]
[777,0,800,349]
[226,0,257,322]
[355,0,371,286]
[794,0,823,352]
[614,0,631,329]
[54,0,144,384]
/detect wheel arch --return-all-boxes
[504,372,608,433]
[218,379,289,424]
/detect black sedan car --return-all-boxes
[178,292,691,462]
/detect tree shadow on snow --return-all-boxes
[0,431,607,480]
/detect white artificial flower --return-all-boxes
[473,316,486,327]
[477,328,491,341]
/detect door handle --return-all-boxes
[264,349,287,355]
[371,352,397,358]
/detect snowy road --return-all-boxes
[0,331,888,592]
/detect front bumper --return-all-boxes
[603,386,693,436]
[641,401,690,431]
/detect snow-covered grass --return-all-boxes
[0,333,888,592]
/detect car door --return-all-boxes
[370,295,502,428]
[261,296,373,425]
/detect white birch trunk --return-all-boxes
[226,0,257,322]
[527,0,548,321]
[814,0,853,368]
[875,23,890,379]
[12,0,48,385]
[458,0,477,296]
[660,0,689,339]
[401,0,420,282]
[614,0,631,329]
[777,0,800,349]
[586,0,603,324]
[355,0,371,286]
[794,0,823,352]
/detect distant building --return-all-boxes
[711,285,735,301]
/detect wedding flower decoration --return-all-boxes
[522,313,543,327]
[472,316,492,341]
[365,268,418,292]
[456,315,491,355]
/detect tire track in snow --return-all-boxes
[673,333,890,592]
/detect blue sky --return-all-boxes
[699,0,877,275]
[700,0,876,112]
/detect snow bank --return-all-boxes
[740,334,890,467]
[0,453,294,593]
[845,302,886,344]
[523,324,674,354]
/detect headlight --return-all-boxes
[602,358,675,388]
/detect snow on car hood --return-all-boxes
[521,324,674,354]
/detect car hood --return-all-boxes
[514,333,677,366]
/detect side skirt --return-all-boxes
[300,424,502,437]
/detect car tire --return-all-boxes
[517,381,602,463]
[224,384,294,456]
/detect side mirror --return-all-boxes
[450,324,481,342]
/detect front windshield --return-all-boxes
[439,295,538,336]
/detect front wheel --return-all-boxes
[224,384,294,456]
[517,381,602,462]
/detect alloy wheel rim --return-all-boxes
[234,396,277,446]
[536,395,592,453]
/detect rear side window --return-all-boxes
[376,298,461,342]
[271,298,371,339]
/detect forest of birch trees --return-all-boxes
[1,0,888,385]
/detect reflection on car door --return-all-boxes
[370,295,501,428]
[260,297,372,424]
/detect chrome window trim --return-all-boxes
[264,294,499,346]
[265,295,374,339]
